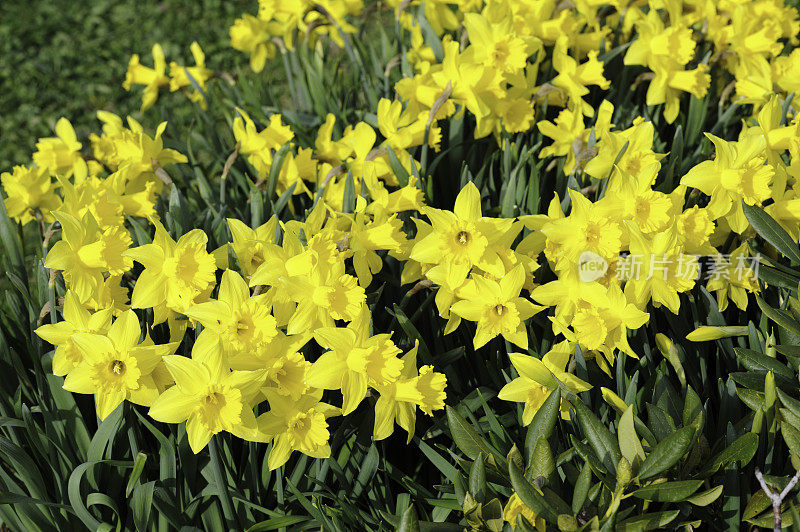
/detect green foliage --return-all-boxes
[2,2,800,531]
[0,0,252,170]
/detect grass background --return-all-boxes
[0,0,254,170]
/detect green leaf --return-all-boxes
[756,296,800,337]
[743,490,772,521]
[468,454,486,503]
[246,515,310,532]
[698,433,759,477]
[618,406,645,464]
[682,386,704,430]
[734,347,795,378]
[68,460,132,530]
[0,438,48,501]
[686,485,724,506]
[571,462,592,514]
[746,509,796,528]
[637,427,694,480]
[571,398,622,473]
[416,439,458,482]
[632,480,703,502]
[781,422,800,457]
[131,480,155,532]
[0,191,26,285]
[385,147,411,187]
[125,452,147,498]
[742,203,800,264]
[524,388,560,465]
[397,505,420,532]
[777,388,800,419]
[446,406,495,461]
[352,444,379,500]
[393,304,432,362]
[342,170,356,214]
[615,511,679,531]
[508,460,558,525]
[529,437,555,485]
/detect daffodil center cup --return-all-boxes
[110,360,126,375]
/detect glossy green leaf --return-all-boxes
[632,480,703,502]
[637,427,694,480]
[743,203,800,264]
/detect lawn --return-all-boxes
[0,0,251,170]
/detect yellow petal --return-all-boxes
[163,355,209,393]
[149,386,197,423]
[96,388,126,421]
[186,416,213,453]
[453,181,482,222]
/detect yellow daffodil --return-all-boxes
[123,43,170,112]
[1,165,61,225]
[308,308,403,415]
[372,341,447,442]
[35,291,113,376]
[32,118,88,181]
[45,211,132,303]
[185,269,277,358]
[256,389,339,470]
[227,216,278,277]
[232,109,294,179]
[623,225,698,314]
[450,265,543,349]
[498,341,591,424]
[550,35,610,116]
[169,42,213,108]
[125,221,217,320]
[411,182,511,277]
[64,310,176,419]
[149,334,266,452]
[681,133,773,233]
[706,242,760,311]
[230,14,276,73]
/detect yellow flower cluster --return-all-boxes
[378,0,800,145]
[230,0,364,72]
[231,104,435,212]
[7,0,800,484]
[20,115,447,467]
[123,42,213,111]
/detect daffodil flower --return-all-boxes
[411,182,511,277]
[185,269,277,358]
[149,334,266,453]
[623,224,698,314]
[498,342,591,424]
[706,242,760,311]
[45,211,132,303]
[230,14,275,73]
[1,165,61,225]
[681,133,774,233]
[372,341,446,442]
[32,118,88,181]
[123,43,170,112]
[308,308,403,415]
[125,221,217,321]
[256,389,339,470]
[64,310,176,420]
[35,291,113,376]
[169,42,213,108]
[450,265,543,349]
